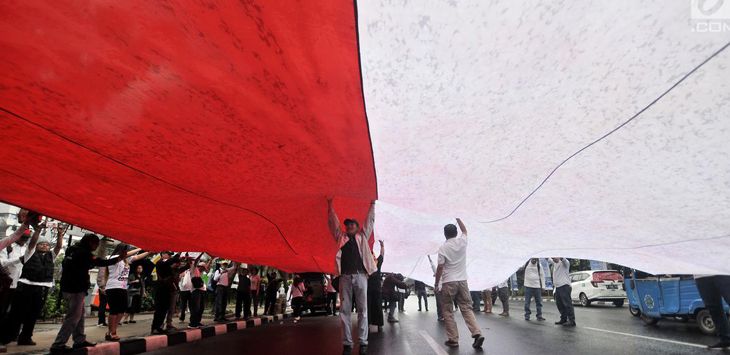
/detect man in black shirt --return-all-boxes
[235,267,252,319]
[51,234,125,353]
[415,280,428,312]
[151,251,182,334]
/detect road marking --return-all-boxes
[583,327,706,349]
[418,330,449,355]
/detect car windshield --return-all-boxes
[593,271,623,281]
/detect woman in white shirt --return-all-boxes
[104,244,150,341]
[290,276,306,323]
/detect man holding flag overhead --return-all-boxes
[327,197,376,355]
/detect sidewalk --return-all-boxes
[5,307,284,355]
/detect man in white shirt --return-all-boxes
[213,261,237,322]
[434,218,485,349]
[521,258,545,321]
[549,257,575,326]
[0,230,30,319]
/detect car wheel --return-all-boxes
[629,306,641,317]
[697,309,716,335]
[641,314,659,326]
[579,293,591,307]
[613,300,624,307]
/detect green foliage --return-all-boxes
[41,282,66,320]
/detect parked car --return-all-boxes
[569,270,626,307]
[299,273,329,314]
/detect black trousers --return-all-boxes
[264,294,277,315]
[1,283,47,343]
[151,283,172,331]
[235,289,251,319]
[0,287,15,320]
[250,290,259,316]
[554,285,575,322]
[214,286,229,320]
[188,289,205,327]
[326,292,338,315]
[178,291,191,321]
[696,276,730,342]
[292,297,304,317]
[97,290,107,325]
[417,291,428,311]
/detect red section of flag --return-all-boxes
[0,0,376,272]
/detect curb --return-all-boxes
[510,297,555,302]
[65,314,291,355]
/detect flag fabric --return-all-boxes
[1,1,729,289]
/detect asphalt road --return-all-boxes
[148,297,721,355]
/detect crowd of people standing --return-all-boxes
[2,199,729,354]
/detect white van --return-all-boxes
[569,270,626,307]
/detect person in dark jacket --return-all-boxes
[50,234,125,354]
[1,222,63,346]
[264,272,284,315]
[235,266,251,319]
[415,280,428,312]
[151,251,182,334]
[367,240,385,331]
[382,273,408,323]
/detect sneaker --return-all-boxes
[472,334,485,349]
[166,325,178,331]
[498,312,509,317]
[537,316,546,321]
[444,340,459,348]
[17,339,36,346]
[72,341,96,349]
[129,320,137,324]
[342,344,352,355]
[387,318,399,323]
[151,328,166,335]
[555,320,567,325]
[708,340,730,349]
[359,344,368,355]
[525,317,530,321]
[563,321,576,327]
[97,323,107,327]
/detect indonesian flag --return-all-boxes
[1,1,729,289]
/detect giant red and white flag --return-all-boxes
[1,0,729,288]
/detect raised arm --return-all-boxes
[25,222,45,252]
[456,217,467,237]
[53,224,66,256]
[378,240,384,258]
[194,252,205,265]
[131,251,151,262]
[0,223,29,250]
[362,200,376,241]
[327,197,342,241]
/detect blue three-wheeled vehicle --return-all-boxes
[625,271,730,335]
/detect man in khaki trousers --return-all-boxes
[434,218,485,349]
